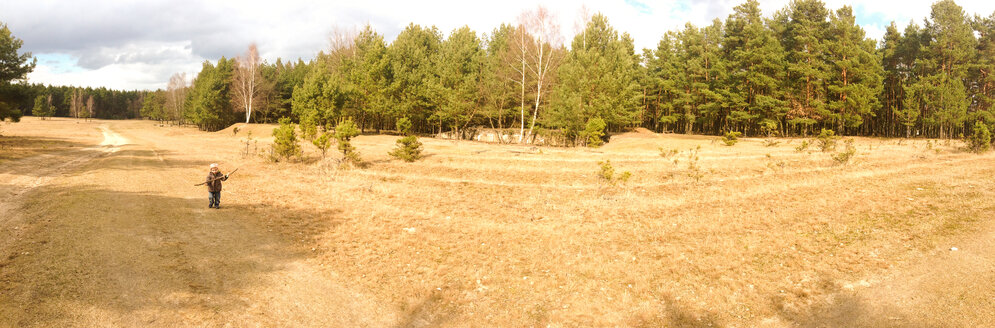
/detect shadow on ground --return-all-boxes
[0,183,348,326]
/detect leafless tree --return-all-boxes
[166,72,187,124]
[85,95,95,121]
[232,43,261,123]
[519,6,564,143]
[70,88,84,120]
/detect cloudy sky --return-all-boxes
[2,0,994,91]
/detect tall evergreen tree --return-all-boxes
[722,0,788,135]
[388,24,443,133]
[920,0,975,137]
[185,58,237,131]
[436,26,484,138]
[547,14,641,138]
[825,6,883,134]
[783,0,831,134]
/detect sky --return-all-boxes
[2,0,994,91]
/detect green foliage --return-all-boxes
[583,117,607,147]
[659,147,679,159]
[312,132,333,158]
[598,160,632,186]
[832,138,857,164]
[795,140,811,152]
[389,135,424,162]
[0,23,35,122]
[33,94,54,119]
[548,14,641,134]
[140,91,166,121]
[816,129,838,152]
[685,146,705,183]
[271,117,301,161]
[389,117,423,162]
[0,102,20,122]
[968,122,992,153]
[185,58,237,131]
[721,131,742,146]
[334,119,362,165]
[396,117,412,134]
[0,23,35,84]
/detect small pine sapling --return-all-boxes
[389,117,424,162]
[313,131,333,158]
[334,119,362,165]
[816,129,838,152]
[659,147,679,159]
[583,117,607,147]
[597,160,632,187]
[271,118,301,161]
[795,140,811,152]
[685,145,705,183]
[721,131,742,146]
[832,139,857,165]
[968,122,991,153]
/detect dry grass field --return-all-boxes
[2,117,994,327]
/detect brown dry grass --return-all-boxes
[2,117,994,327]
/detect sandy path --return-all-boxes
[0,123,393,327]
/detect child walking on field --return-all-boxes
[205,163,228,209]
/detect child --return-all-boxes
[205,163,228,209]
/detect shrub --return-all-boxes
[659,147,679,159]
[271,118,301,161]
[816,129,838,152]
[312,132,333,158]
[763,139,781,147]
[335,119,362,165]
[795,140,810,152]
[390,136,424,162]
[598,160,632,186]
[832,139,857,165]
[583,117,607,147]
[389,117,423,162]
[396,117,413,134]
[968,122,991,153]
[721,131,742,146]
[300,121,318,141]
[686,146,705,183]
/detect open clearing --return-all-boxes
[1,117,994,327]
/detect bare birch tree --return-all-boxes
[232,43,261,123]
[166,72,187,124]
[520,7,564,143]
[85,95,95,121]
[70,88,84,120]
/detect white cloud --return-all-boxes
[5,0,995,90]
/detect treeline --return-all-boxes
[148,0,994,141]
[6,83,144,120]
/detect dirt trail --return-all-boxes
[0,123,393,327]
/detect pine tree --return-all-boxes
[33,94,54,119]
[644,32,685,133]
[351,26,390,132]
[970,13,995,126]
[722,0,788,136]
[185,58,237,131]
[783,0,831,135]
[825,6,883,134]
[436,26,484,138]
[388,24,443,133]
[921,0,975,138]
[334,119,362,164]
[548,14,641,138]
[271,117,301,160]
